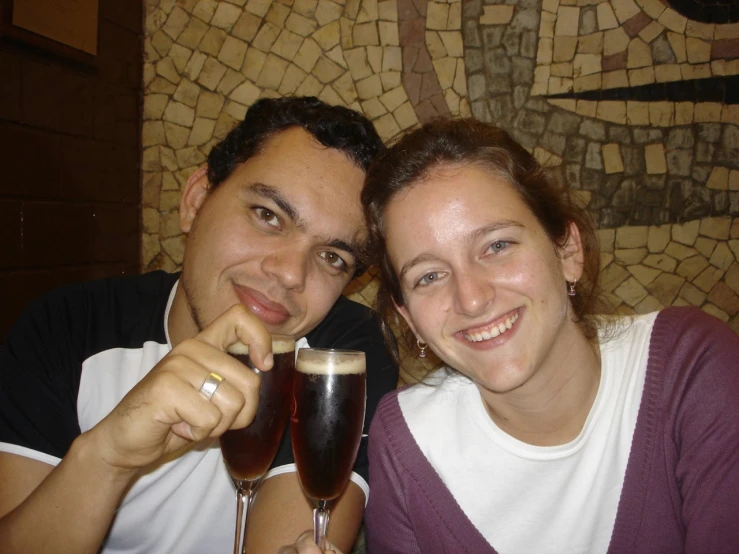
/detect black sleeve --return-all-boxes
[0,286,89,459]
[271,296,399,484]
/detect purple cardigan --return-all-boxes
[365,307,739,553]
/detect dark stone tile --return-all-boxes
[602,51,627,72]
[419,71,441,101]
[414,47,434,73]
[397,0,420,20]
[414,98,441,123]
[21,201,94,267]
[429,93,450,116]
[0,124,62,198]
[403,71,422,104]
[399,18,425,47]
[623,12,651,37]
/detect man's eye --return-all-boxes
[254,207,280,228]
[319,251,348,272]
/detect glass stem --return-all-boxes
[233,480,261,554]
[312,500,330,549]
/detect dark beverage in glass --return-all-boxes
[291,348,367,548]
[220,335,296,481]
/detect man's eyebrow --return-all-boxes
[398,220,524,281]
[248,182,300,224]
[328,239,361,264]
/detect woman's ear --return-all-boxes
[393,297,421,339]
[180,166,210,234]
[560,221,585,283]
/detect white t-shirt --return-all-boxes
[398,312,657,554]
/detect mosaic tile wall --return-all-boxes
[142,0,739,384]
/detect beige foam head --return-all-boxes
[296,348,366,375]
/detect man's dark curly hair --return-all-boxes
[206,96,384,187]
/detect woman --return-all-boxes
[360,118,739,553]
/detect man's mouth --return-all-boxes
[233,284,291,326]
[462,310,520,343]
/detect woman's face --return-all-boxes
[385,163,584,395]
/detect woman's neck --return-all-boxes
[479,322,602,447]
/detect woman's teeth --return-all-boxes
[464,312,519,342]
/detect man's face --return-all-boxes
[174,127,367,340]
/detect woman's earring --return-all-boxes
[416,338,427,358]
[568,279,577,297]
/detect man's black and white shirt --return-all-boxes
[0,271,398,553]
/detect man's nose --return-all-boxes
[262,244,309,292]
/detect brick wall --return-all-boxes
[0,0,144,342]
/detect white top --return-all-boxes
[398,312,658,554]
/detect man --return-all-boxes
[0,97,398,553]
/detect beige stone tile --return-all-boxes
[654,64,682,82]
[695,237,717,259]
[197,57,228,91]
[675,98,694,122]
[222,100,248,121]
[357,0,379,24]
[278,63,308,95]
[344,48,373,80]
[573,53,601,77]
[730,171,739,192]
[615,277,649,307]
[313,21,341,50]
[612,0,640,23]
[440,31,463,58]
[379,85,407,112]
[635,296,665,314]
[380,70,400,91]
[163,7,190,41]
[379,21,399,46]
[707,166,729,190]
[444,87,461,114]
[542,0,559,13]
[686,37,711,64]
[602,69,629,89]
[537,38,554,65]
[658,8,687,33]
[433,57,457,90]
[710,242,734,271]
[540,11,556,38]
[144,93,169,120]
[574,73,601,92]
[295,74,324,96]
[394,101,418,130]
[334,71,359,104]
[694,266,725,293]
[530,82,548,96]
[232,13,262,42]
[211,2,242,29]
[704,303,732,322]
[685,20,714,39]
[532,148,561,168]
[627,37,652,68]
[287,13,319,37]
[374,113,401,141]
[551,62,574,77]
[727,262,739,296]
[365,45,382,73]
[149,76,178,95]
[151,29,174,59]
[246,0,273,17]
[639,21,664,43]
[700,217,732,240]
[146,8,167,37]
[638,0,665,18]
[548,98,577,111]
[665,241,697,261]
[344,0,361,19]
[448,2,461,30]
[647,225,671,253]
[649,101,673,127]
[356,74,383,99]
[192,0,218,23]
[242,48,267,82]
[628,264,662,286]
[614,247,648,265]
[253,22,281,53]
[188,117,216,146]
[626,101,649,126]
[604,27,630,56]
[534,65,551,84]
[711,59,728,76]
[721,105,739,125]
[479,5,514,26]
[170,44,193,74]
[646,272,684,305]
[199,27,227,57]
[324,44,346,68]
[378,0,398,22]
[715,22,739,40]
[173,79,201,108]
[230,80,261,106]
[553,36,578,63]
[694,102,722,123]
[596,101,627,124]
[677,254,709,281]
[293,38,322,72]
[426,31,447,60]
[143,62,156,88]
[678,281,706,306]
[143,207,160,235]
[156,57,181,84]
[601,252,614,268]
[271,29,304,61]
[599,229,616,252]
[616,226,648,249]
[217,36,248,70]
[629,67,655,86]
[361,97,387,118]
[548,76,574,94]
[555,6,580,36]
[427,2,450,29]
[644,142,667,174]
[643,253,677,273]
[256,54,290,89]
[216,68,246,95]
[143,120,167,147]
[673,220,700,245]
[312,56,345,83]
[266,2,291,28]
[601,263,630,292]
[453,58,467,95]
[666,33,686,63]
[578,32,603,54]
[317,84,344,107]
[596,2,618,30]
[160,146,179,172]
[160,210,182,239]
[354,22,380,45]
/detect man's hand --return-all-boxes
[277,531,345,554]
[87,304,274,473]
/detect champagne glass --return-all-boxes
[290,348,367,548]
[220,335,296,554]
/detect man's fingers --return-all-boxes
[194,304,274,371]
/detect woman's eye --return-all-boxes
[254,207,280,228]
[319,251,348,272]
[489,240,509,254]
[417,272,440,287]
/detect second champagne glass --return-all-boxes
[291,348,367,549]
[220,335,296,554]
